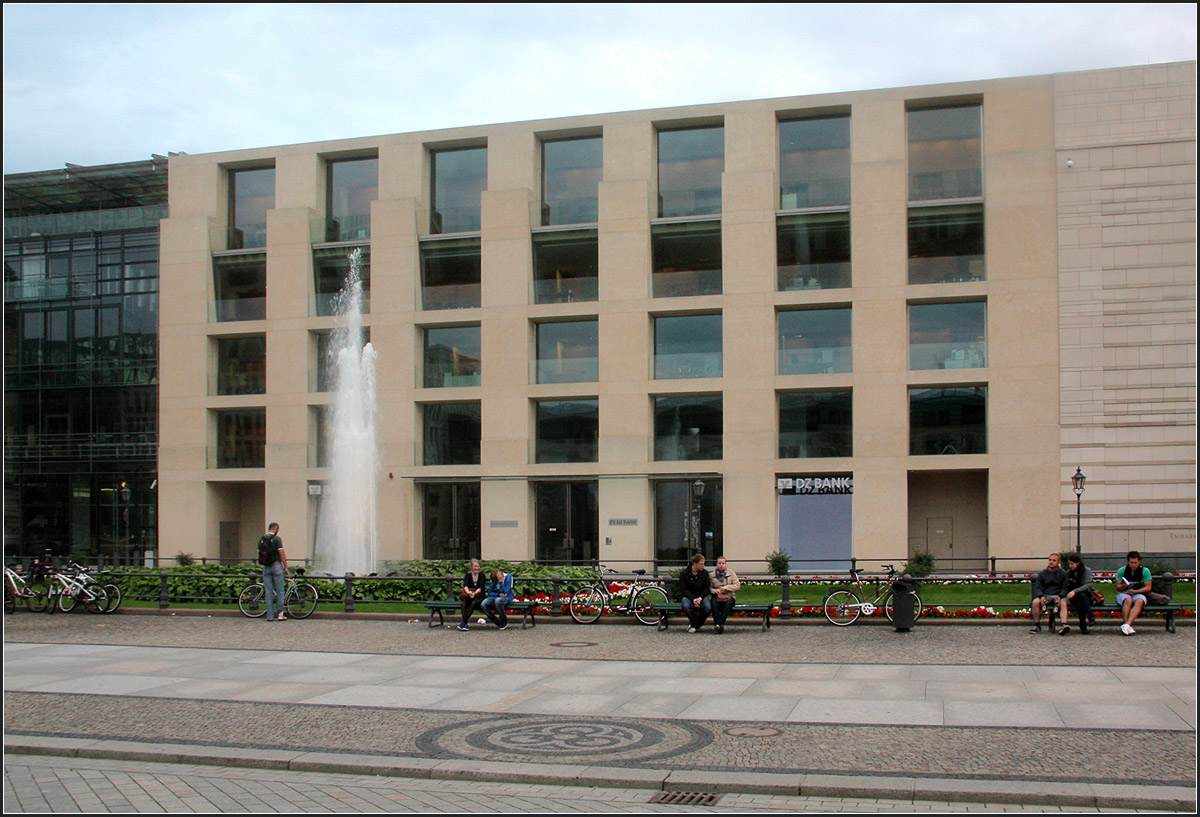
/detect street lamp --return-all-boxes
[1071,467,1086,553]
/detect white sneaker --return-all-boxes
[1120,623,1133,635]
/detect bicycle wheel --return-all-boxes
[286,583,318,619]
[569,586,605,624]
[631,585,670,626]
[883,591,924,622]
[823,589,861,626]
[84,585,108,614]
[238,584,268,618]
[26,578,51,613]
[57,585,78,614]
[100,583,122,614]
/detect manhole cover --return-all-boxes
[550,641,597,648]
[723,725,781,737]
[650,792,723,807]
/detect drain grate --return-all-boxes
[649,791,723,807]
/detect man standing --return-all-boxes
[258,522,289,622]
[1029,552,1066,634]
[1116,550,1153,636]
[710,556,740,634]
[679,554,712,633]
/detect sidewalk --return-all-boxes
[4,612,1196,811]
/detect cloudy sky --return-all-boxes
[3,3,1195,173]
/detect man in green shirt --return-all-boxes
[1115,550,1152,636]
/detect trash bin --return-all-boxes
[892,574,917,632]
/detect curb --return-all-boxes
[5,735,1194,810]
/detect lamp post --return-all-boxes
[690,479,705,557]
[1071,467,1086,553]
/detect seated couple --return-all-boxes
[679,554,739,633]
[456,560,514,631]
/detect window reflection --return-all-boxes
[423,402,481,465]
[326,157,377,241]
[777,212,851,291]
[542,137,601,225]
[532,230,598,303]
[909,387,987,455]
[535,399,598,463]
[658,126,723,217]
[907,105,982,201]
[909,301,986,370]
[652,221,721,297]
[536,320,598,384]
[228,167,274,250]
[654,314,722,380]
[654,395,722,461]
[908,203,984,284]
[779,391,852,458]
[779,115,850,209]
[421,237,481,310]
[431,147,486,234]
[423,325,481,388]
[777,309,852,375]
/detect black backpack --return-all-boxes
[257,534,278,566]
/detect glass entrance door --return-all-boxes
[423,482,481,561]
[535,481,598,564]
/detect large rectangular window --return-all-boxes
[907,104,982,201]
[654,479,722,565]
[909,387,987,455]
[314,328,370,392]
[777,308,852,375]
[654,313,722,380]
[420,237,481,310]
[431,146,486,234]
[216,336,265,395]
[423,402,481,465]
[777,212,851,291]
[779,115,850,209]
[658,126,723,217]
[654,394,722,461]
[536,319,598,384]
[227,167,275,250]
[652,221,721,298]
[313,247,369,317]
[779,391,852,458]
[542,136,601,225]
[909,301,986,370]
[908,203,984,284]
[535,399,598,463]
[212,254,266,322]
[424,325,481,388]
[214,409,265,468]
[532,229,598,303]
[326,156,378,241]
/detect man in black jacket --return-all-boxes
[1029,552,1067,634]
[679,554,712,633]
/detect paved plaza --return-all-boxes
[4,610,1196,812]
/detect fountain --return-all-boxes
[314,248,378,576]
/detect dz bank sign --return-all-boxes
[777,476,854,495]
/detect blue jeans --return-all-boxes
[682,595,712,629]
[712,596,736,627]
[481,596,510,627]
[263,562,285,621]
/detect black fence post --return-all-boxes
[552,577,562,616]
[343,573,355,613]
[780,576,791,618]
[158,572,170,609]
[444,575,455,602]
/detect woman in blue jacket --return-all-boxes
[481,568,514,630]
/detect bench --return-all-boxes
[424,599,538,629]
[656,601,780,632]
[1043,575,1182,634]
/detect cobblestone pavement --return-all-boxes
[3,611,1196,812]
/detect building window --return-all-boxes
[310,405,331,468]
[326,156,378,241]
[227,167,274,250]
[909,386,986,455]
[654,313,721,380]
[216,336,265,395]
[907,104,982,201]
[779,115,850,209]
[777,212,851,291]
[542,136,601,225]
[658,125,723,218]
[777,308,852,375]
[535,481,599,563]
[420,237,481,310]
[212,254,266,322]
[431,146,486,234]
[536,319,598,384]
[313,247,369,317]
[654,479,722,564]
[535,399,598,463]
[532,229,598,303]
[909,301,986,370]
[652,221,721,297]
[214,409,265,468]
[423,325,481,388]
[908,204,984,284]
[423,402,481,465]
[315,328,370,392]
[654,394,722,461]
[423,482,481,560]
[779,391,852,458]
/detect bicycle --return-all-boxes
[568,563,670,625]
[238,569,319,619]
[822,563,924,626]
[62,562,123,614]
[4,565,51,613]
[47,569,108,614]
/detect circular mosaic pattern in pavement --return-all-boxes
[417,715,713,763]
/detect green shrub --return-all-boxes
[902,550,936,578]
[1143,559,1178,596]
[765,550,791,577]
